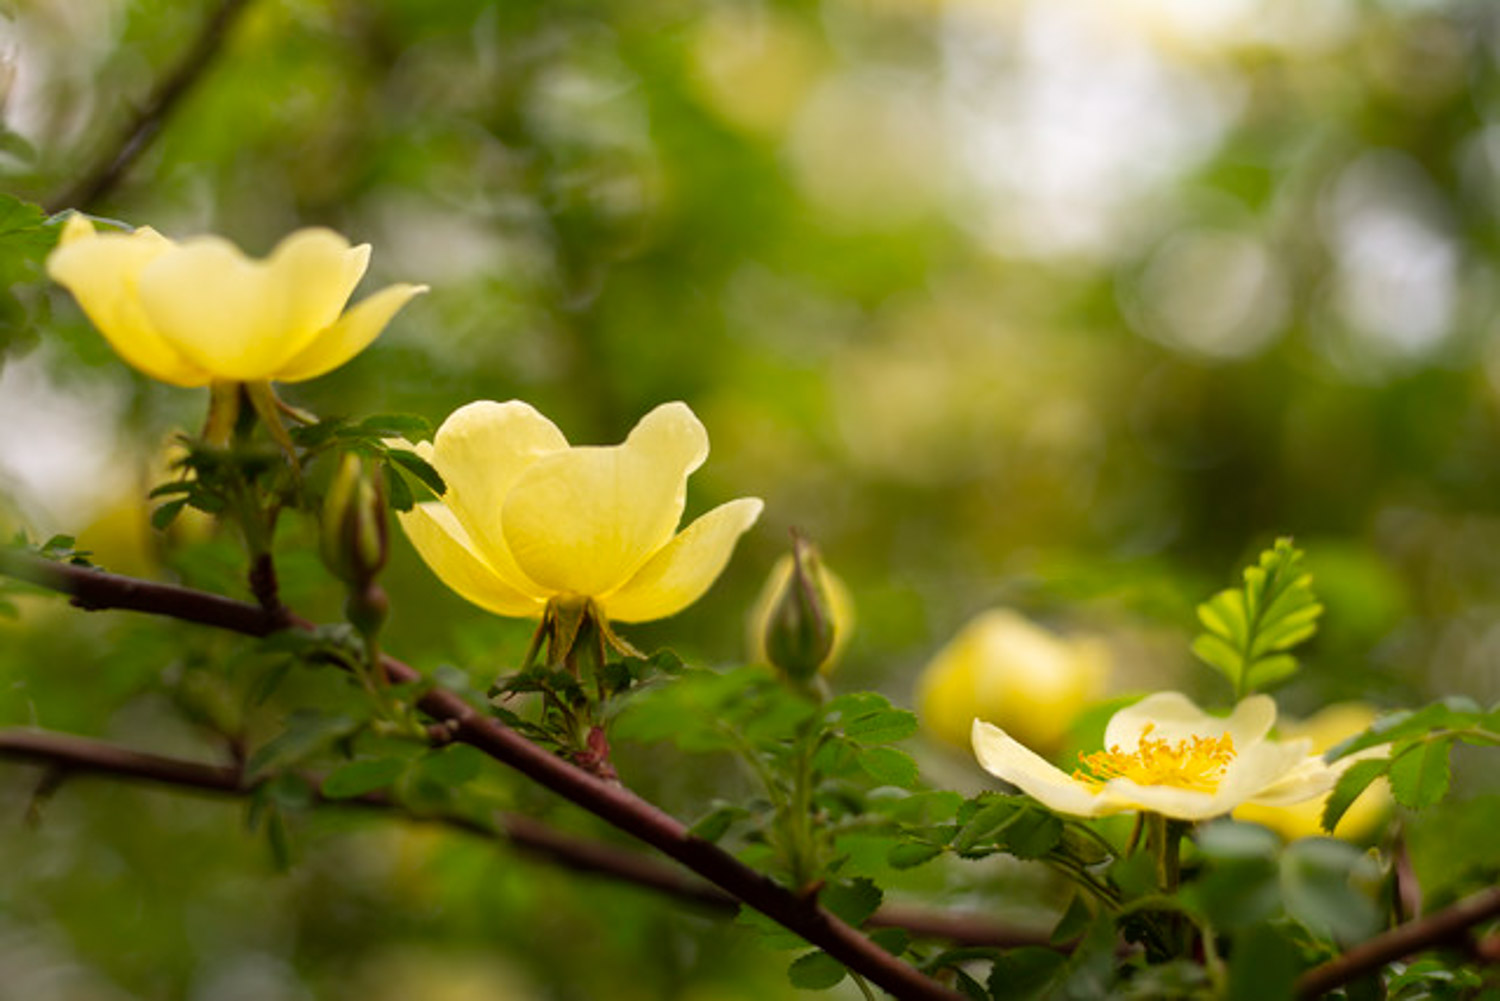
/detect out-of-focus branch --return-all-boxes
[45,0,257,214]
[0,726,728,908]
[1296,886,1500,999]
[0,552,966,1000]
[0,724,1046,951]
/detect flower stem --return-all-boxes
[1145,813,1190,956]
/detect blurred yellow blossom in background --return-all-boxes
[915,609,1109,755]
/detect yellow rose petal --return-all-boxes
[1105,692,1276,752]
[46,222,212,386]
[972,720,1110,817]
[502,402,710,597]
[396,502,547,618]
[265,228,371,344]
[276,283,429,382]
[136,229,367,380]
[603,497,764,623]
[428,400,568,596]
[135,237,285,379]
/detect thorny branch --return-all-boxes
[0,551,965,1001]
[19,553,1500,997]
[1296,885,1500,999]
[0,725,1038,948]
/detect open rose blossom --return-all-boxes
[397,400,763,623]
[45,215,426,386]
[972,692,1342,821]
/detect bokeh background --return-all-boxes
[2,0,1500,997]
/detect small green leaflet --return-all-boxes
[1388,740,1451,810]
[1321,758,1389,832]
[321,757,407,799]
[787,950,846,990]
[1191,538,1322,697]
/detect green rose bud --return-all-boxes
[321,453,389,589]
[755,534,851,684]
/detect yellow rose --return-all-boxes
[397,400,763,623]
[973,692,1340,821]
[45,215,426,386]
[1234,702,1392,840]
[915,610,1107,755]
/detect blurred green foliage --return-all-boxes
[5,0,1500,997]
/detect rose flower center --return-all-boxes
[1073,724,1236,793]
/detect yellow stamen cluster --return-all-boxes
[1073,724,1236,792]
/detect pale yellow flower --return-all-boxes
[45,215,426,386]
[397,400,763,623]
[1234,703,1391,840]
[916,610,1107,755]
[972,692,1339,821]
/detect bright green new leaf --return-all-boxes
[1192,538,1322,698]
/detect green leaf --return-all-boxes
[1051,892,1094,945]
[415,744,485,786]
[953,969,988,1001]
[321,758,407,799]
[857,747,919,788]
[820,877,883,927]
[688,804,747,844]
[245,711,360,779]
[868,927,910,956]
[150,498,188,531]
[1227,923,1302,1001]
[354,413,432,438]
[1000,809,1064,860]
[384,464,415,512]
[1197,819,1283,861]
[841,708,919,745]
[386,448,446,496]
[951,798,1019,853]
[736,906,807,950]
[1280,838,1382,944]
[1191,538,1322,697]
[1321,758,1389,831]
[869,789,963,825]
[887,842,944,870]
[1388,740,1451,810]
[787,951,846,990]
[989,947,1068,1001]
[1326,699,1486,761]
[264,808,294,871]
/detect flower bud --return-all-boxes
[915,609,1108,756]
[751,536,853,683]
[321,454,389,588]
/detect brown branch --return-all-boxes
[0,726,729,909]
[0,723,1042,951]
[0,553,965,1000]
[45,0,257,214]
[1296,886,1500,999]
